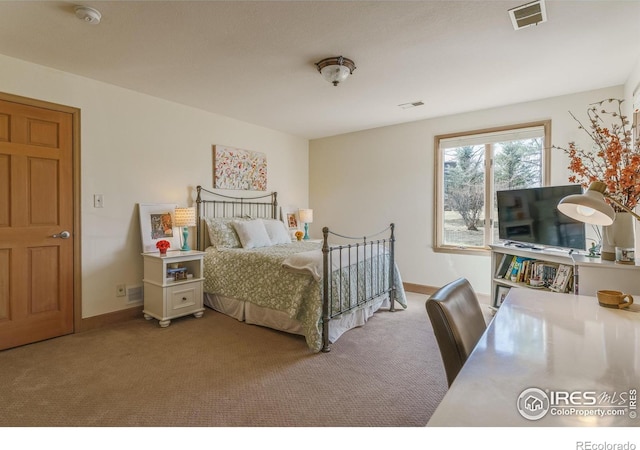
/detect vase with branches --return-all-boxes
[554,98,640,212]
[554,98,640,259]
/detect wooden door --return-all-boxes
[0,98,75,350]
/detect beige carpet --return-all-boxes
[0,292,447,427]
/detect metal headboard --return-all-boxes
[195,185,278,250]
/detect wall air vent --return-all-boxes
[508,0,547,30]
[127,285,143,303]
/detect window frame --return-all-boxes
[433,120,551,255]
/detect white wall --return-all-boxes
[0,54,309,317]
[624,56,640,107]
[309,85,625,297]
[4,50,638,316]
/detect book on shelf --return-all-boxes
[508,256,534,283]
[495,253,572,290]
[528,261,559,288]
[166,267,188,280]
[497,255,517,279]
[519,259,534,283]
[495,254,513,278]
[496,255,536,283]
[505,256,517,279]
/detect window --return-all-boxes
[434,121,550,253]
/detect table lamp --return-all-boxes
[298,209,313,240]
[557,181,640,225]
[174,207,196,251]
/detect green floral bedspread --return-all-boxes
[203,241,407,352]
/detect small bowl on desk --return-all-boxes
[596,290,634,309]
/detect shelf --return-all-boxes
[490,244,575,307]
[162,276,203,286]
[142,252,204,287]
[493,277,554,292]
[490,244,573,265]
[490,242,640,305]
[572,254,640,270]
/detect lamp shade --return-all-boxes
[298,209,313,223]
[315,56,356,86]
[174,207,196,227]
[557,181,615,226]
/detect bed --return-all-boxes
[195,186,407,352]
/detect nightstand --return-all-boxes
[142,250,205,327]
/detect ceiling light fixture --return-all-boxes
[315,56,356,86]
[74,5,102,25]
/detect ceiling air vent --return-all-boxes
[398,101,424,110]
[508,0,547,30]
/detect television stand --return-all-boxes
[489,243,640,308]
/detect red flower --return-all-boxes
[156,240,171,250]
[554,99,640,211]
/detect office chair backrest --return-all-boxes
[426,278,487,387]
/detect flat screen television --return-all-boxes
[496,185,586,251]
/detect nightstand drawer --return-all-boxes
[168,283,201,312]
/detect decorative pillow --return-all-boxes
[263,219,292,245]
[205,217,245,249]
[232,219,273,249]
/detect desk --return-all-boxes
[427,288,640,426]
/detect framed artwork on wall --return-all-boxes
[138,203,180,253]
[212,144,267,191]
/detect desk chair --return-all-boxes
[426,278,487,387]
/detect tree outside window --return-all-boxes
[435,122,550,253]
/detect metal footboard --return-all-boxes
[321,224,396,352]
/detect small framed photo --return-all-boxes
[139,203,180,253]
[495,285,511,308]
[280,206,299,230]
[550,264,573,293]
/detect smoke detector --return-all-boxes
[75,5,101,25]
[508,0,546,30]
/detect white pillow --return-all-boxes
[263,219,292,245]
[232,219,272,249]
